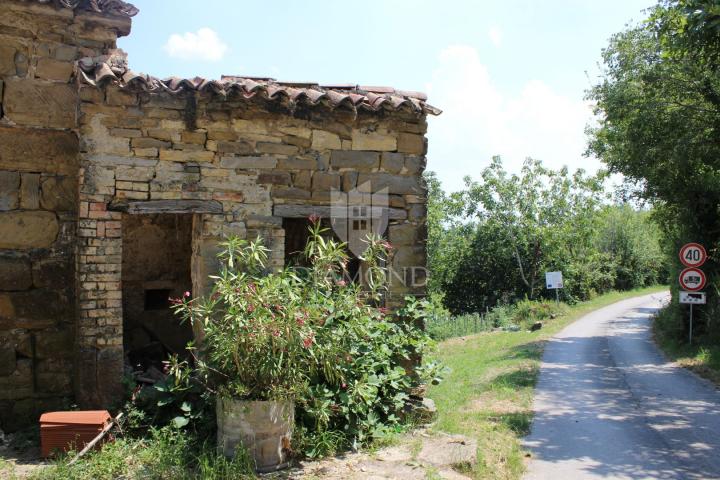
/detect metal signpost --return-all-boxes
[545,271,563,304]
[678,243,708,345]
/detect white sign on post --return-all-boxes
[545,271,564,289]
[680,291,706,305]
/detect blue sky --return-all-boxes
[118,0,651,192]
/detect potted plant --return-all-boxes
[172,236,322,472]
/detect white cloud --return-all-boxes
[425,45,598,192]
[488,26,503,47]
[163,28,228,62]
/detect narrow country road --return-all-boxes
[524,292,720,480]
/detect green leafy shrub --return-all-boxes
[166,218,441,457]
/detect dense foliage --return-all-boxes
[588,0,720,340]
[167,220,442,456]
[427,158,668,314]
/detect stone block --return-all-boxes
[35,58,73,82]
[311,130,341,150]
[134,147,159,157]
[0,256,32,291]
[54,45,78,62]
[3,79,77,128]
[277,156,317,170]
[40,176,77,211]
[357,173,422,195]
[312,172,341,191]
[216,141,253,154]
[405,155,426,175]
[408,204,427,222]
[381,152,405,174]
[271,187,310,200]
[207,130,237,141]
[36,372,72,394]
[397,133,426,154]
[159,150,215,162]
[19,173,40,209]
[0,289,68,329]
[292,171,311,189]
[258,172,291,185]
[389,224,418,246]
[115,165,154,182]
[32,258,73,288]
[278,125,312,139]
[0,171,20,210]
[35,330,73,359]
[182,131,207,144]
[0,127,78,175]
[220,156,277,169]
[131,137,171,149]
[110,128,142,138]
[232,119,269,134]
[351,130,397,151]
[256,142,299,155]
[0,346,15,376]
[339,171,356,192]
[106,88,137,106]
[0,211,59,249]
[0,46,16,76]
[330,150,380,170]
[146,129,179,142]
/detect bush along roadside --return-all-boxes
[425,296,570,341]
[654,300,720,386]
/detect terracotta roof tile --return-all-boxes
[30,0,139,17]
[77,52,441,117]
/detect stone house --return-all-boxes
[0,0,439,430]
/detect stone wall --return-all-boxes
[77,84,429,406]
[0,1,130,430]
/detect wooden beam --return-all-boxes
[108,200,223,214]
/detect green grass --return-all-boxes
[654,300,720,385]
[427,286,668,480]
[27,427,255,480]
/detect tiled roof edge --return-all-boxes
[77,53,442,117]
[31,0,139,17]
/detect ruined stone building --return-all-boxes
[0,0,439,430]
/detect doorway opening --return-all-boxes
[122,213,194,373]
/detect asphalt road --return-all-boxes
[524,292,720,480]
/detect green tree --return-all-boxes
[460,157,607,300]
[588,0,720,337]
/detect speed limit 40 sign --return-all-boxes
[679,243,707,268]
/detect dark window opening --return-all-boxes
[144,289,171,311]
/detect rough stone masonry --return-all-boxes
[0,0,440,430]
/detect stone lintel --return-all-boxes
[109,199,223,214]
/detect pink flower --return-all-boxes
[296,316,305,326]
[341,383,347,389]
[378,307,389,315]
[303,336,313,348]
[337,279,347,287]
[381,241,393,251]
[247,304,255,313]
[308,214,320,224]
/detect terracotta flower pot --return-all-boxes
[216,397,294,473]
